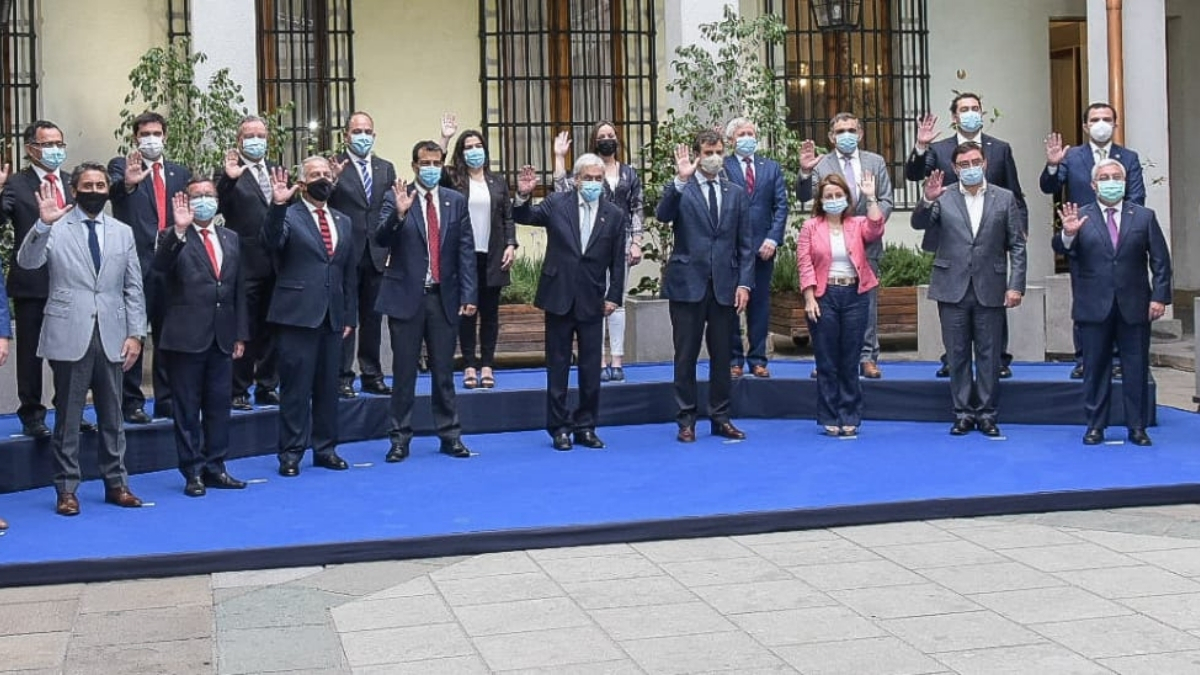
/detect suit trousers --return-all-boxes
[545,310,603,435]
[14,297,49,423]
[276,323,342,464]
[233,273,279,398]
[341,255,386,385]
[49,325,127,494]
[458,252,503,369]
[938,282,1005,422]
[123,276,171,417]
[388,291,461,443]
[809,285,869,427]
[165,343,233,479]
[941,311,1013,368]
[670,282,736,428]
[732,256,774,368]
[1079,302,1151,430]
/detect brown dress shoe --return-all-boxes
[860,361,882,379]
[677,426,696,443]
[104,487,143,508]
[0,515,8,530]
[751,365,770,378]
[711,421,747,440]
[730,365,744,378]
[56,493,81,516]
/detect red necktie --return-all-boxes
[315,208,334,257]
[425,192,441,282]
[743,157,756,195]
[153,164,167,231]
[200,228,221,276]
[45,174,65,208]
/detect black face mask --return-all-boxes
[595,139,618,157]
[306,178,334,202]
[75,191,109,216]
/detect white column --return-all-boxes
[190,0,259,109]
[1086,0,1108,103]
[663,0,736,110]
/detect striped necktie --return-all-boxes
[358,159,372,199]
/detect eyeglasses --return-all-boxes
[29,141,67,149]
[954,160,985,170]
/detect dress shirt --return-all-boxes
[577,194,598,248]
[175,222,225,268]
[1060,200,1122,249]
[912,132,981,157]
[959,181,988,237]
[414,184,442,284]
[301,197,339,250]
[1090,142,1111,163]
[738,154,756,182]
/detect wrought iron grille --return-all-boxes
[480,0,658,188]
[1,0,37,171]
[765,0,930,209]
[167,0,191,44]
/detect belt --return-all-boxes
[827,276,858,287]
[424,283,441,294]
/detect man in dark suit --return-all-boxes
[375,140,477,462]
[723,117,788,379]
[108,111,192,423]
[1052,160,1170,446]
[912,143,1027,438]
[905,93,1027,379]
[513,155,626,450]
[216,115,280,410]
[263,159,357,477]
[329,111,395,398]
[656,130,754,443]
[155,178,249,495]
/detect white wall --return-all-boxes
[191,0,258,109]
[1167,0,1200,292]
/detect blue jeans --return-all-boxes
[808,285,870,427]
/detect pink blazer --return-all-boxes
[797,215,885,297]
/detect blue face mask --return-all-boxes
[348,133,374,157]
[463,147,487,169]
[241,137,268,160]
[1096,179,1126,203]
[957,110,983,133]
[39,146,67,170]
[823,197,849,215]
[190,196,219,221]
[959,165,985,186]
[735,136,757,157]
[418,165,443,189]
[580,180,603,203]
[834,132,859,155]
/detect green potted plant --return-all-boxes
[875,243,933,336]
[496,254,545,355]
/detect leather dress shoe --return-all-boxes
[278,461,300,477]
[677,426,696,443]
[314,453,349,470]
[751,364,770,378]
[104,486,143,508]
[232,396,253,411]
[124,408,152,424]
[950,418,976,436]
[255,390,281,406]
[552,432,573,451]
[22,421,52,438]
[362,380,392,396]
[574,429,605,449]
[711,421,747,440]
[0,516,7,530]
[860,361,882,379]
[338,383,358,399]
[1128,428,1153,446]
[1083,428,1105,445]
[978,419,1002,437]
[440,439,472,458]
[184,477,206,497]
[79,420,98,433]
[56,492,81,516]
[1070,364,1084,379]
[935,364,951,378]
[730,365,744,378]
[385,440,411,463]
[203,472,247,489]
[998,365,1013,379]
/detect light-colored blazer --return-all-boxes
[797,215,885,298]
[795,149,894,261]
[16,207,146,362]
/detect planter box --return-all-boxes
[769,286,917,345]
[496,304,544,354]
[769,292,809,345]
[625,296,674,363]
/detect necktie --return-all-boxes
[581,202,594,249]
[707,180,719,224]
[153,163,167,231]
[1106,207,1119,248]
[1095,147,1108,164]
[200,228,221,276]
[842,155,858,202]
[314,208,334,257]
[255,164,272,201]
[45,174,65,208]
[84,219,102,272]
[743,158,756,195]
[425,193,441,283]
[358,160,372,198]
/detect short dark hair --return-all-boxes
[411,140,445,163]
[132,111,167,135]
[186,176,216,190]
[1083,102,1117,123]
[692,129,724,154]
[949,92,982,114]
[812,173,854,218]
[69,161,109,190]
[22,120,62,145]
[951,141,984,164]
[344,111,374,130]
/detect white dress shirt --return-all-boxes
[414,184,442,284]
[302,197,339,250]
[1060,201,1122,249]
[959,181,988,237]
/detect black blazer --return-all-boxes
[0,167,73,299]
[328,151,396,272]
[262,201,358,330]
[444,169,518,287]
[153,226,248,354]
[107,157,192,274]
[216,161,278,279]
[512,191,625,322]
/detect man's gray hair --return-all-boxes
[301,155,331,180]
[1091,158,1126,181]
[724,117,755,139]
[573,152,604,175]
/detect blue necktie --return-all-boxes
[84,219,101,272]
[358,159,372,198]
[707,180,719,224]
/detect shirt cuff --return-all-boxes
[763,239,778,248]
[1060,232,1075,248]
[1046,165,1059,175]
[914,146,927,156]
[175,229,187,242]
[513,193,530,206]
[34,221,51,234]
[673,177,688,190]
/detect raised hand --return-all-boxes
[36,180,72,224]
[440,113,458,140]
[172,192,193,234]
[1057,202,1088,236]
[674,144,697,181]
[124,150,148,186]
[270,167,298,204]
[329,157,350,180]
[923,169,947,203]
[859,173,877,200]
[224,149,246,180]
[517,164,538,196]
[392,178,414,213]
[553,131,572,158]
[915,114,940,149]
[799,139,820,173]
[1045,132,1068,166]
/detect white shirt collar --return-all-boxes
[958,180,988,196]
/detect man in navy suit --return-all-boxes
[329,111,396,398]
[108,111,192,423]
[723,117,788,379]
[154,178,248,496]
[263,158,358,477]
[656,130,754,443]
[375,141,477,463]
[1052,159,1170,446]
[513,155,626,451]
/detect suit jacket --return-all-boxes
[654,176,754,305]
[723,154,789,245]
[795,150,895,260]
[0,262,11,338]
[512,192,625,321]
[446,170,519,287]
[374,186,477,322]
[1,166,73,298]
[797,215,886,298]
[1038,143,1146,206]
[216,160,278,279]
[1051,201,1171,324]
[261,201,358,330]
[153,225,249,353]
[107,157,192,275]
[328,152,396,272]
[16,208,146,362]
[911,184,1027,307]
[553,162,643,241]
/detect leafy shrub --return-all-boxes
[500,254,543,305]
[877,243,933,287]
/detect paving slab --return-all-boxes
[931,642,1114,675]
[563,575,698,611]
[0,632,70,671]
[472,625,625,671]
[879,610,1042,653]
[338,623,474,668]
[773,636,946,675]
[657,556,792,588]
[1053,564,1200,598]
[788,559,926,591]
[727,605,886,646]
[452,596,592,637]
[331,594,455,632]
[687,578,834,615]
[0,599,77,635]
[917,561,1065,595]
[590,601,737,641]
[71,604,212,646]
[968,585,1133,624]
[830,582,980,619]
[216,585,347,630]
[1031,614,1200,659]
[434,570,563,606]
[619,630,788,675]
[219,623,346,674]
[79,575,211,613]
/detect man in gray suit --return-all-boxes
[17,162,147,516]
[797,112,895,378]
[912,143,1026,437]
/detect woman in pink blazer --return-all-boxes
[797,173,886,436]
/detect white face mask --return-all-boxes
[1088,120,1114,144]
[699,154,724,176]
[138,136,165,160]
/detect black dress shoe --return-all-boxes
[255,390,281,406]
[998,365,1013,379]
[440,439,472,458]
[1083,428,1105,445]
[202,472,247,489]
[677,426,696,443]
[950,419,976,436]
[711,421,747,440]
[1128,428,1153,446]
[362,380,392,396]
[124,409,152,424]
[232,396,253,411]
[574,429,605,449]
[338,383,358,399]
[1070,364,1084,379]
[385,440,411,463]
[22,421,52,439]
[278,461,300,477]
[935,364,950,378]
[79,420,98,433]
[978,419,1002,437]
[184,477,206,497]
[314,453,349,470]
[610,367,625,382]
[552,432,573,451]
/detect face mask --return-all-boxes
[418,166,443,189]
[735,136,757,157]
[305,178,334,202]
[957,110,983,133]
[190,196,218,221]
[463,147,487,168]
[1096,179,1125,203]
[241,137,268,161]
[38,146,66,170]
[580,180,603,203]
[823,197,849,215]
[138,136,165,160]
[75,191,108,215]
[959,165,985,186]
[1089,120,1114,144]
[595,139,618,157]
[348,133,374,157]
[834,132,859,155]
[699,154,724,176]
